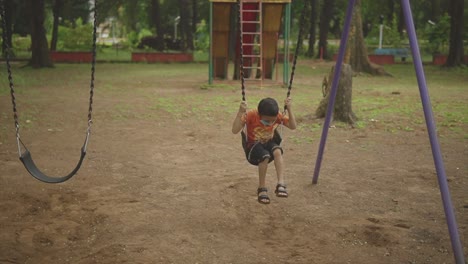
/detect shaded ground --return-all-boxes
[0,62,467,264]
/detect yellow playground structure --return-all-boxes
[208,0,292,84]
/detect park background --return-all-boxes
[0,0,467,263]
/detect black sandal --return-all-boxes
[275,184,288,198]
[257,187,270,204]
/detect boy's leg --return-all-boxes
[273,148,288,197]
[258,158,270,203]
[258,158,269,188]
[249,143,272,204]
[272,148,285,185]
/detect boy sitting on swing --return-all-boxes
[231,97,297,204]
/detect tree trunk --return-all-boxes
[2,0,14,58]
[50,0,63,51]
[150,0,165,50]
[345,0,389,76]
[125,1,139,32]
[178,0,193,51]
[431,0,442,21]
[315,64,357,124]
[445,0,464,67]
[192,0,198,34]
[317,0,334,59]
[306,0,318,57]
[386,0,395,24]
[396,3,405,35]
[29,0,53,68]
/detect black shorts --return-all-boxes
[246,141,283,166]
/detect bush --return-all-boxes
[424,13,450,54]
[57,18,94,51]
[12,34,31,52]
[194,20,209,52]
[124,28,153,49]
[384,16,402,48]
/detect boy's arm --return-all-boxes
[284,97,297,130]
[232,101,247,134]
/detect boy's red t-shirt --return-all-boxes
[241,109,289,148]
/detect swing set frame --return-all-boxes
[314,1,465,263]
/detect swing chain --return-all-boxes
[1,2,22,156]
[237,0,246,102]
[286,0,308,99]
[0,0,97,155]
[85,0,98,152]
[237,0,308,105]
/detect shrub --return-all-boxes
[424,13,450,54]
[194,19,209,52]
[384,16,402,48]
[12,34,31,52]
[57,18,94,51]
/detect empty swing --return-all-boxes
[1,2,97,183]
[237,0,307,160]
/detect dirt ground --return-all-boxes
[0,62,467,264]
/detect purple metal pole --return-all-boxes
[312,0,355,184]
[401,1,465,263]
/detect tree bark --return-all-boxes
[315,64,357,124]
[50,0,63,51]
[306,0,318,57]
[192,0,198,34]
[445,0,464,67]
[29,0,53,68]
[125,1,138,32]
[345,0,389,76]
[317,0,334,59]
[151,0,163,37]
[178,0,193,51]
[431,0,442,21]
[386,0,395,24]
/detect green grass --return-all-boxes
[1,61,466,140]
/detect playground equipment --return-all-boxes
[208,0,292,85]
[238,0,307,164]
[1,1,97,183]
[313,1,465,263]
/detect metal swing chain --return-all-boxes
[237,0,308,103]
[84,0,98,152]
[237,0,246,102]
[0,0,97,154]
[280,1,308,149]
[1,1,22,155]
[286,0,308,101]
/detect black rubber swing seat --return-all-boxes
[19,148,86,184]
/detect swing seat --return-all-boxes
[19,148,87,184]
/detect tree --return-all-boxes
[124,1,139,32]
[60,0,90,24]
[50,0,63,51]
[192,0,198,34]
[1,0,14,57]
[317,0,334,59]
[345,0,388,76]
[151,0,163,37]
[306,0,318,57]
[431,0,442,20]
[316,64,357,124]
[29,0,53,68]
[178,0,193,51]
[445,0,465,67]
